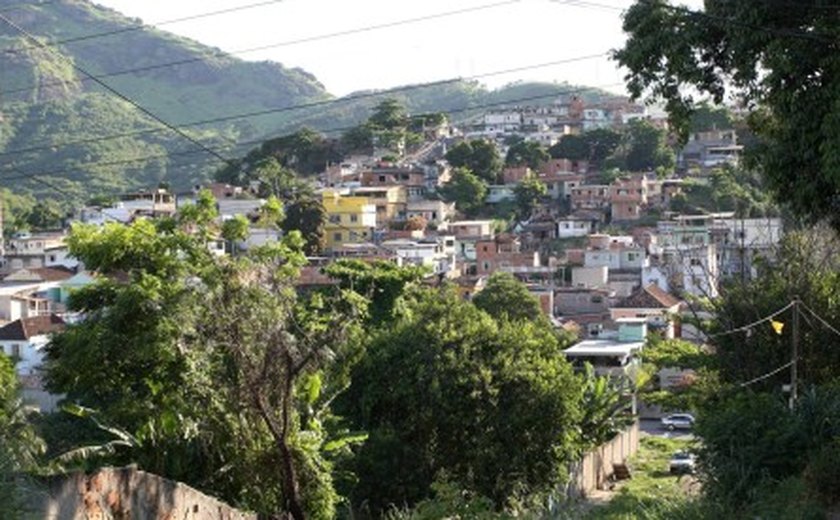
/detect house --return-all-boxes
[0,314,65,411]
[563,319,647,379]
[405,200,455,226]
[350,186,408,224]
[502,166,532,184]
[571,185,610,211]
[610,177,648,222]
[322,191,377,251]
[3,232,76,274]
[557,216,597,239]
[651,215,721,298]
[360,166,427,201]
[679,128,743,170]
[610,284,682,339]
[475,234,541,276]
[119,188,177,218]
[382,236,457,276]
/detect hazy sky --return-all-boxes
[90,0,645,97]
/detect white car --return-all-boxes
[669,451,696,474]
[661,413,695,431]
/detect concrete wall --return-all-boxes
[568,421,640,499]
[33,466,256,520]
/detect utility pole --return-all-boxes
[790,297,800,410]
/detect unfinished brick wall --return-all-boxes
[35,466,257,520]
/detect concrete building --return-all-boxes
[322,191,377,251]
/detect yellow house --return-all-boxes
[351,186,408,224]
[322,191,377,250]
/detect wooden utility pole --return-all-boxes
[790,297,800,409]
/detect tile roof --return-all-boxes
[613,283,681,309]
[2,266,75,282]
[0,315,65,341]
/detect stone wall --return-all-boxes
[33,466,257,520]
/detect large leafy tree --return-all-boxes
[608,119,675,172]
[445,140,503,184]
[615,0,840,227]
[283,195,326,255]
[342,287,583,513]
[505,140,549,170]
[44,193,363,518]
[549,134,589,161]
[512,174,547,219]
[472,272,544,322]
[438,167,487,217]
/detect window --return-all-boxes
[378,175,386,182]
[333,232,342,242]
[350,215,358,223]
[11,344,20,358]
[328,215,340,224]
[627,253,637,261]
[482,261,490,271]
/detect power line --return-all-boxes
[0,0,59,14]
[739,359,796,388]
[0,0,286,54]
[706,301,794,339]
[0,0,520,99]
[0,53,610,162]
[799,301,840,339]
[0,81,620,183]
[0,12,233,166]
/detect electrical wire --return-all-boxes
[0,81,620,182]
[0,12,234,166]
[0,0,520,99]
[799,301,840,339]
[738,359,796,388]
[0,52,610,162]
[0,0,58,14]
[0,0,522,100]
[706,301,795,339]
[0,0,287,54]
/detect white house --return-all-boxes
[0,314,65,411]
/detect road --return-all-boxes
[639,418,695,441]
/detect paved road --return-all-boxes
[639,418,695,441]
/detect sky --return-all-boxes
[91,0,641,97]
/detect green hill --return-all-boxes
[0,0,617,205]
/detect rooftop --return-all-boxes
[0,315,65,341]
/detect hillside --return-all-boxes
[0,0,618,204]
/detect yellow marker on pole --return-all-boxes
[771,320,785,335]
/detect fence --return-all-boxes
[567,420,640,499]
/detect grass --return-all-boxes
[581,436,705,520]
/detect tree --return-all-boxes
[614,0,840,228]
[438,167,487,217]
[549,134,589,161]
[608,119,675,172]
[342,287,583,513]
[445,140,503,184]
[505,140,549,170]
[195,237,363,520]
[283,196,326,255]
[369,98,409,130]
[578,364,635,449]
[45,207,364,518]
[584,128,623,168]
[512,174,547,220]
[26,199,64,230]
[472,272,543,322]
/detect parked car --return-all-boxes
[669,451,696,474]
[661,413,695,431]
